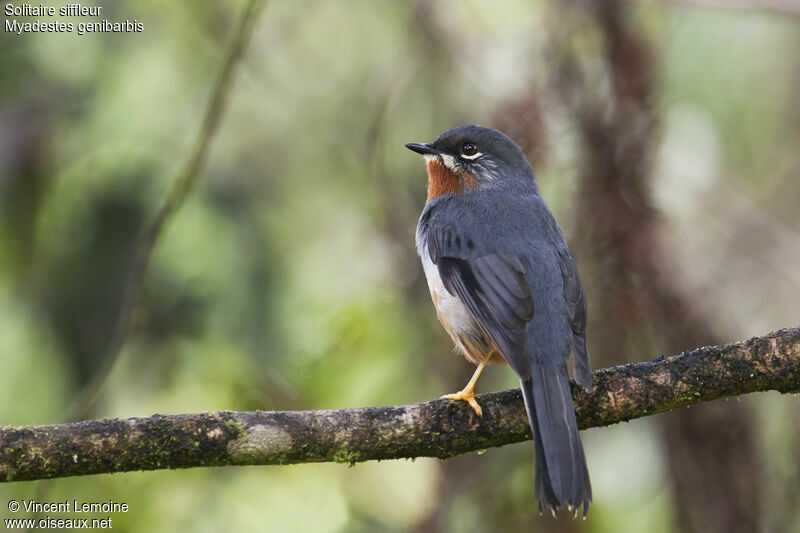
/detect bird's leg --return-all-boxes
[441,361,486,416]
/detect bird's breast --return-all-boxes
[418,245,496,365]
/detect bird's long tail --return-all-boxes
[520,363,591,517]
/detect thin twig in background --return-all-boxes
[3,327,798,483]
[62,0,267,422]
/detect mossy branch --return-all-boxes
[2,327,798,483]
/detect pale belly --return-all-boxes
[419,248,497,365]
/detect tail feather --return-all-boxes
[521,365,591,517]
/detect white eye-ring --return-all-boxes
[460,142,482,160]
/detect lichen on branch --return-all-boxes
[1,327,798,483]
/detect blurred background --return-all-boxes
[1,0,799,531]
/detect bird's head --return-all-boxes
[406,125,537,202]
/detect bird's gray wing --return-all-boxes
[427,222,534,377]
[558,249,592,390]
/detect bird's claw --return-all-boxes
[441,389,483,416]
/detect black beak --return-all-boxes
[405,142,441,156]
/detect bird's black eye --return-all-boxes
[461,143,478,157]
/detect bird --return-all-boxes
[406,125,593,517]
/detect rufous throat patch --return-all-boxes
[426,159,475,202]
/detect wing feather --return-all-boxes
[427,223,534,377]
[558,250,592,390]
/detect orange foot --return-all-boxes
[441,388,482,416]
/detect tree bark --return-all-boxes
[1,327,798,483]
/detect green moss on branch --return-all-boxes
[1,327,798,483]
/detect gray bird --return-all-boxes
[406,125,592,517]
